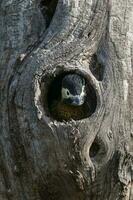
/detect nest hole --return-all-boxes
[89,137,107,164]
[90,140,100,158]
[40,0,58,28]
[42,71,97,122]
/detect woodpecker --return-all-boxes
[50,74,87,121]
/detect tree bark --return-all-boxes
[0,0,132,199]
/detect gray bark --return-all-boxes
[0,0,132,199]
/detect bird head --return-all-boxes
[61,74,86,106]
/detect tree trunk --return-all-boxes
[0,0,132,199]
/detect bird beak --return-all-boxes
[71,96,84,106]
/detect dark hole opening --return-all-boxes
[89,54,104,81]
[47,73,64,108]
[90,140,100,158]
[88,32,91,37]
[45,71,97,121]
[40,0,58,28]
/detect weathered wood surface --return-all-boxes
[0,0,132,199]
